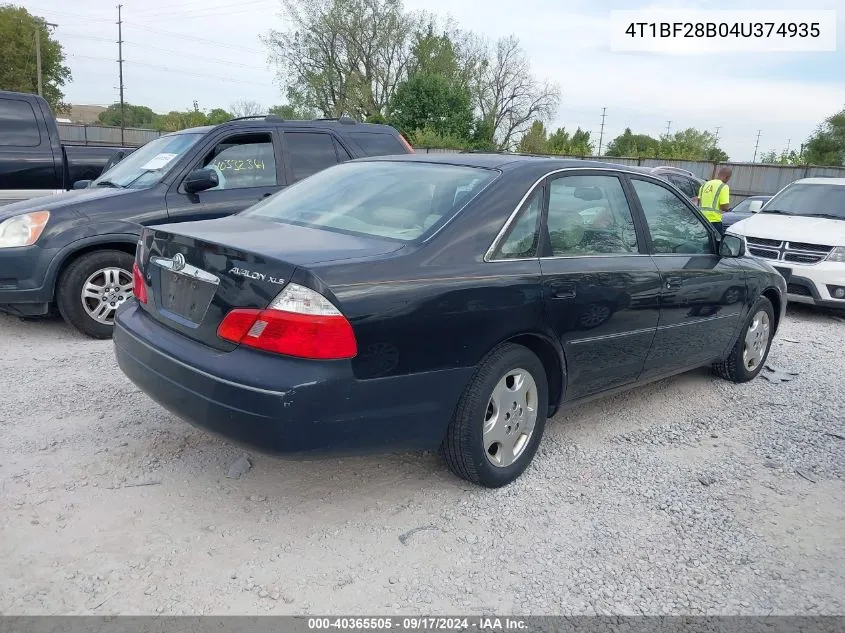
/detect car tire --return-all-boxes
[441,343,549,488]
[56,250,135,339]
[713,296,775,383]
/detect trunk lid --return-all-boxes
[136,216,403,350]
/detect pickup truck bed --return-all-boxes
[0,90,133,205]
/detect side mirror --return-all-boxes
[73,180,91,190]
[748,200,764,213]
[720,234,745,258]
[183,168,219,194]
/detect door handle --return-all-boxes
[261,192,272,199]
[551,283,576,299]
[665,277,684,288]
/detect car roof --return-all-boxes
[793,177,845,186]
[358,152,656,174]
[162,119,401,138]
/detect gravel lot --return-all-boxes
[1,305,844,616]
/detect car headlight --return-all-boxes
[827,247,845,263]
[0,211,50,248]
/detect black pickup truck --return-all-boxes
[0,90,135,206]
[0,113,413,337]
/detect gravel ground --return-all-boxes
[1,305,844,616]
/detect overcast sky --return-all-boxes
[26,0,845,161]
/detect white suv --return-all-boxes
[728,178,845,310]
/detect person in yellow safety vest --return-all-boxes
[698,168,732,234]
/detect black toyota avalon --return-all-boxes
[113,154,786,488]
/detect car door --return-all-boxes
[280,130,351,184]
[626,176,747,378]
[536,171,662,400]
[165,128,284,223]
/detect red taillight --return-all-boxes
[132,262,147,304]
[399,134,414,153]
[217,283,357,360]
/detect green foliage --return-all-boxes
[804,108,845,166]
[759,149,804,165]
[605,127,728,161]
[268,103,315,120]
[410,125,470,150]
[388,72,473,141]
[546,127,593,156]
[516,122,594,156]
[605,128,661,158]
[263,1,559,148]
[469,118,496,151]
[97,103,159,128]
[517,121,547,154]
[206,108,232,125]
[0,4,71,112]
[658,128,728,161]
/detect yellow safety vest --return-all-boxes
[698,179,728,223]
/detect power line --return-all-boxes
[69,54,271,86]
[131,0,274,21]
[130,23,258,53]
[597,107,607,156]
[129,0,270,17]
[123,41,259,69]
[752,130,762,162]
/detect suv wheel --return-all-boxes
[56,250,135,339]
[441,343,549,488]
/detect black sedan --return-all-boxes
[722,195,772,228]
[114,155,787,488]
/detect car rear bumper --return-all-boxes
[113,301,471,455]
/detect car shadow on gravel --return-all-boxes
[0,312,80,338]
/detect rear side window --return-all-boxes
[285,132,340,182]
[242,161,497,242]
[348,132,407,156]
[0,98,42,147]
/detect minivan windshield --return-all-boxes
[241,161,498,242]
[91,132,204,189]
[761,183,845,220]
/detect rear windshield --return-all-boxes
[762,183,845,220]
[349,132,407,156]
[240,161,498,242]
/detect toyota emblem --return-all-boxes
[172,253,186,271]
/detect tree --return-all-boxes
[206,108,232,125]
[474,35,560,150]
[230,99,265,117]
[517,121,548,154]
[388,72,473,142]
[658,127,728,161]
[98,103,159,128]
[804,107,845,166]
[605,128,661,157]
[0,4,71,112]
[263,0,421,119]
[268,103,316,120]
[546,126,593,156]
[759,149,803,165]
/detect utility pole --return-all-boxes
[785,138,791,153]
[713,126,721,145]
[34,21,58,97]
[665,121,672,136]
[753,130,762,162]
[117,4,125,145]
[597,107,607,156]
